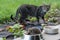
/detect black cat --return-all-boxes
[11,4,50,25]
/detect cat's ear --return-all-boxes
[47,3,51,8]
[47,4,51,11]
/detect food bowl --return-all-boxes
[44,26,59,34]
[23,34,41,40]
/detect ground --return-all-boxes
[43,27,60,40]
[14,25,60,40]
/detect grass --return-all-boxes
[0,0,60,23]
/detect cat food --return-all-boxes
[26,27,41,35]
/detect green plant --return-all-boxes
[48,17,57,23]
[0,16,11,24]
[3,37,6,40]
[8,24,24,37]
[30,17,37,22]
[44,8,60,21]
